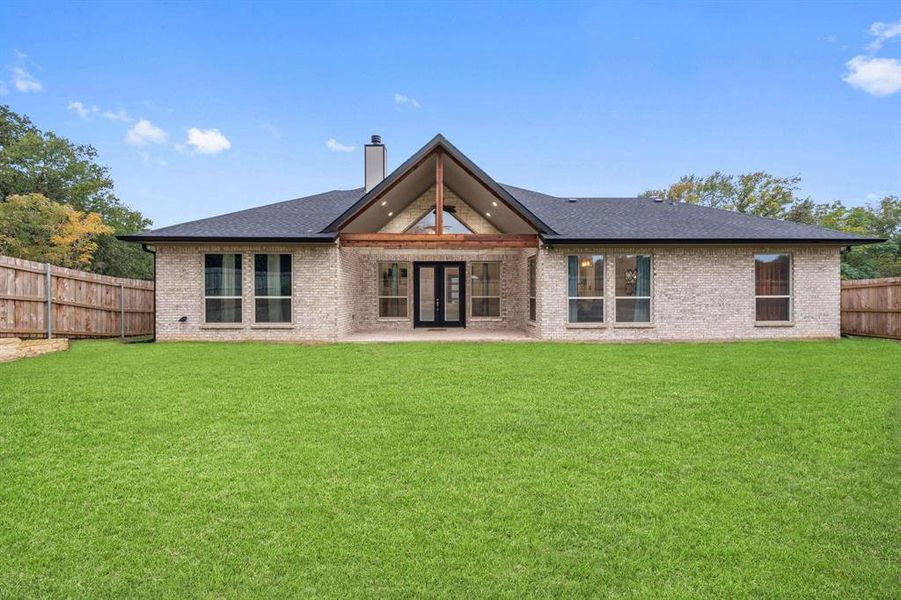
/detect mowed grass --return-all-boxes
[0,339,898,598]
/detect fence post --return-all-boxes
[45,263,53,339]
[119,282,126,338]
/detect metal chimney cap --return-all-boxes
[370,134,382,145]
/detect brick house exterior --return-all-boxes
[123,135,878,343]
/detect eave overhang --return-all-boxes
[540,235,888,246]
[116,234,338,244]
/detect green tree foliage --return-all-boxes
[642,173,899,279]
[0,105,152,278]
[641,171,801,218]
[0,193,113,268]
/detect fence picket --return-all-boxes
[0,255,153,339]
[841,277,901,340]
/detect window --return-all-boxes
[204,253,242,323]
[568,255,604,323]
[528,256,537,321]
[254,254,291,323]
[471,262,501,317]
[615,255,651,323]
[755,254,791,322]
[378,262,409,318]
[406,208,474,234]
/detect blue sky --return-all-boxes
[1,1,899,228]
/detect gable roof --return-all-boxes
[119,135,884,246]
[324,134,554,234]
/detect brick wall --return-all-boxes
[154,242,841,343]
[155,244,341,341]
[337,247,365,336]
[535,245,841,341]
[340,247,530,332]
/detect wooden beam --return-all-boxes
[435,151,444,235]
[339,233,539,249]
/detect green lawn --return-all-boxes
[1,339,898,597]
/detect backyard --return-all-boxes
[0,338,898,597]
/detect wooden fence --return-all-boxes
[0,255,154,339]
[840,277,900,340]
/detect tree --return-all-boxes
[641,171,800,218]
[0,105,152,278]
[785,195,900,279]
[643,171,900,279]
[0,193,112,268]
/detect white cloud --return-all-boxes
[326,138,355,152]
[0,82,8,96]
[126,119,168,145]
[185,127,231,154]
[842,55,901,96]
[67,101,89,118]
[868,20,901,51]
[393,93,421,109]
[11,66,42,92]
[13,49,27,60]
[103,108,132,123]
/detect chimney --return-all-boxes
[364,135,386,192]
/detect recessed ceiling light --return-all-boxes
[492,201,497,207]
[381,200,387,206]
[485,212,491,217]
[387,211,393,217]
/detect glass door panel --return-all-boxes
[444,267,460,322]
[414,262,466,328]
[419,266,435,322]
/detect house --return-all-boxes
[119,134,882,342]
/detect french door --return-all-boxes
[413,262,466,328]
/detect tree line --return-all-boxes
[1,105,898,279]
[641,173,899,279]
[0,105,151,278]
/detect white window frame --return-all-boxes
[528,256,537,322]
[204,252,243,324]
[470,261,502,318]
[253,253,292,324]
[754,253,792,323]
[614,254,653,324]
[378,261,410,319]
[567,254,605,324]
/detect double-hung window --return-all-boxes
[567,255,604,323]
[204,253,242,323]
[755,254,791,322]
[528,256,537,321]
[471,262,501,318]
[615,254,652,323]
[378,262,409,318]
[254,254,292,323]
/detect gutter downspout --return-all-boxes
[142,244,156,342]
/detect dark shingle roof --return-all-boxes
[119,135,883,246]
[502,185,880,244]
[119,189,363,242]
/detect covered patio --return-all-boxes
[341,328,534,343]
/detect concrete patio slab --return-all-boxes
[341,328,535,343]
